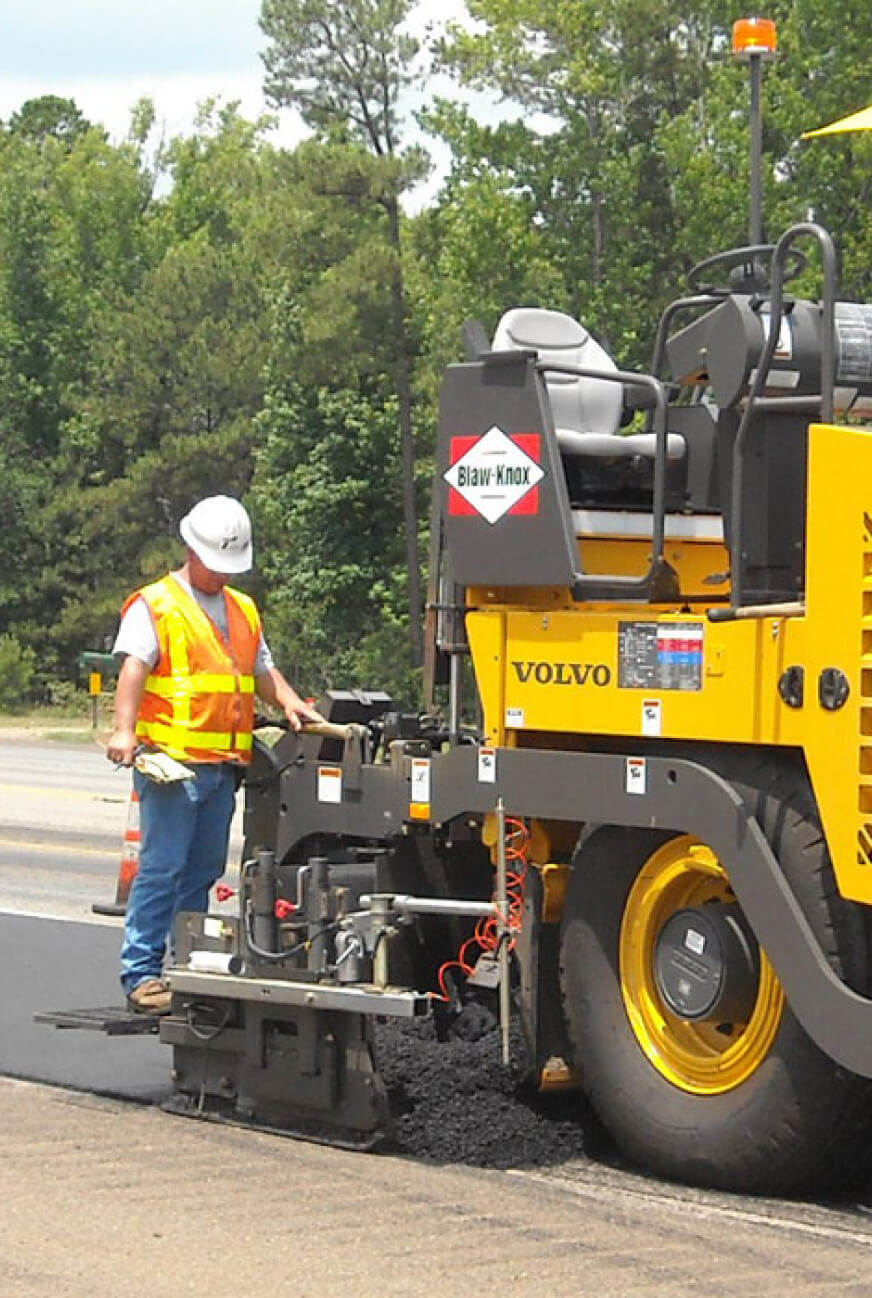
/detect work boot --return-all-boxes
[127,977,171,1016]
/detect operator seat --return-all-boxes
[491,307,685,462]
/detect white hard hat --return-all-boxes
[179,495,253,574]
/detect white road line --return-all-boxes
[0,782,126,803]
[508,1169,872,1249]
[0,835,242,856]
[0,907,118,925]
[0,837,115,858]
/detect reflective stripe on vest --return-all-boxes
[123,575,261,764]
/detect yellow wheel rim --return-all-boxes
[619,835,784,1095]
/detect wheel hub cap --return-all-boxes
[619,836,785,1095]
[654,903,760,1023]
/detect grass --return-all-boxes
[0,704,108,742]
[37,728,100,744]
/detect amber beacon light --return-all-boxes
[731,18,778,245]
[731,17,778,62]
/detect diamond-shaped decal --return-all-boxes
[444,426,545,525]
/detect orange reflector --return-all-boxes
[732,16,777,60]
[409,803,430,821]
[538,1055,581,1092]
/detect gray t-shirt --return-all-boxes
[112,572,274,675]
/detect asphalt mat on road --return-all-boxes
[0,913,170,1100]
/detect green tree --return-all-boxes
[260,0,430,667]
[431,0,872,367]
[657,0,872,302]
[251,293,415,700]
[5,4,872,708]
[410,103,568,378]
[52,106,281,667]
[7,95,93,148]
[0,109,154,681]
[0,635,36,711]
[433,0,736,362]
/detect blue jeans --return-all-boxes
[120,763,237,994]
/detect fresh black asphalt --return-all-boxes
[0,913,169,1101]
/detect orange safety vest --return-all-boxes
[123,575,262,764]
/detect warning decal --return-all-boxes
[626,757,647,795]
[618,622,704,691]
[444,426,544,524]
[317,765,343,804]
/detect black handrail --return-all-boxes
[729,223,838,610]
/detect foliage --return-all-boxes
[0,106,155,683]
[430,0,741,362]
[260,0,423,159]
[260,0,431,668]
[431,0,872,365]
[8,96,94,147]
[250,292,418,701]
[0,635,37,712]
[410,102,568,380]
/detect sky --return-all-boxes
[0,1,483,204]
[1,0,309,147]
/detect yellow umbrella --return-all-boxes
[802,104,872,138]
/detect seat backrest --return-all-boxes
[492,307,623,441]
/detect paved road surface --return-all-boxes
[5,1075,872,1298]
[0,736,242,921]
[0,733,130,841]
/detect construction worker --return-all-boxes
[106,494,322,1015]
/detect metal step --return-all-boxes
[161,1091,387,1151]
[34,1007,160,1036]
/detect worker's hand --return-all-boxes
[106,727,139,767]
[284,700,326,733]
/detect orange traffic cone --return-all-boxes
[91,787,140,917]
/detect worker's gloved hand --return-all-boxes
[106,727,139,767]
[285,702,326,733]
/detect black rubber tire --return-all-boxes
[559,752,872,1196]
